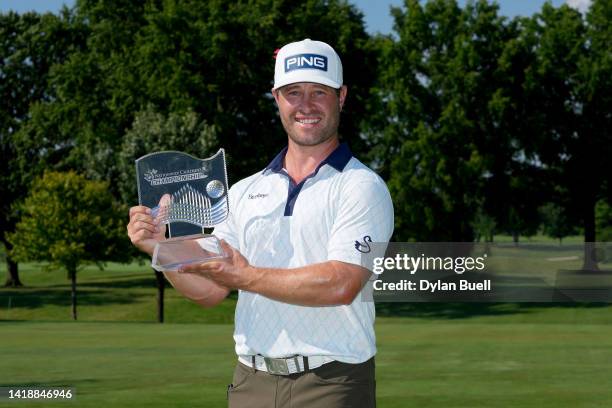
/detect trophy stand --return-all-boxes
[135,149,229,272]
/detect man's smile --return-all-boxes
[295,116,322,125]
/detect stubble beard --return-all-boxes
[283,104,341,147]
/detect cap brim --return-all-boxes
[273,72,342,90]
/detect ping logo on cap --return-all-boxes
[285,54,328,73]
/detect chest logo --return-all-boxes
[354,235,373,253]
[248,193,269,199]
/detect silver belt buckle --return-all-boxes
[263,357,290,375]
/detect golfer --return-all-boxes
[127,38,394,407]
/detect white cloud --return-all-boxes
[566,0,592,13]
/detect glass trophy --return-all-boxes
[135,149,229,272]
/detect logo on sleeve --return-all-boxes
[354,235,372,253]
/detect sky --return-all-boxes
[0,0,593,35]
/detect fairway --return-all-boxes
[376,316,612,408]
[2,255,612,407]
[2,0,611,404]
[3,311,612,407]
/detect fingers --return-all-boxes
[128,212,158,231]
[128,226,156,245]
[179,261,223,275]
[127,205,164,244]
[132,219,159,235]
[129,205,151,218]
[158,193,172,207]
[179,264,200,274]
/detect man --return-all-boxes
[127,39,394,407]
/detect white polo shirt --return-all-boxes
[213,143,394,363]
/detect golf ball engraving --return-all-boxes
[206,180,225,198]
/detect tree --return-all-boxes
[8,172,131,320]
[11,0,374,319]
[20,0,375,193]
[522,1,611,269]
[485,20,549,244]
[471,207,496,242]
[595,200,612,242]
[539,202,577,244]
[117,106,218,204]
[373,0,522,241]
[1,9,87,286]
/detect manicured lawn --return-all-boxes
[1,322,235,407]
[2,246,612,407]
[2,314,612,407]
[0,261,236,323]
[376,315,612,408]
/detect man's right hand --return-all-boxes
[127,205,166,255]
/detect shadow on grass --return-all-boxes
[2,273,156,290]
[53,277,157,289]
[375,302,611,319]
[0,319,166,324]
[0,288,147,309]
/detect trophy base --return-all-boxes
[151,234,227,272]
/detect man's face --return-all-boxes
[273,82,347,147]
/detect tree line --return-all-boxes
[1,0,611,295]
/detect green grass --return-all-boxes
[376,318,612,408]
[1,322,236,407]
[491,234,585,244]
[0,261,236,323]
[2,251,612,407]
[2,313,612,407]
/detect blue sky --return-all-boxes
[0,0,591,35]
[353,0,570,34]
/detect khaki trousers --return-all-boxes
[227,358,376,408]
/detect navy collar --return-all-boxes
[264,142,353,174]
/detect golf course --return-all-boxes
[2,240,612,408]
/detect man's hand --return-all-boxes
[179,240,256,290]
[178,240,370,306]
[127,205,166,255]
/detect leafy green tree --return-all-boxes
[12,0,144,190]
[485,19,549,244]
[117,106,218,204]
[11,0,373,319]
[19,0,374,194]
[581,0,612,245]
[500,175,543,245]
[539,202,577,244]
[125,0,375,178]
[595,200,612,242]
[374,0,523,241]
[471,207,496,242]
[8,172,131,320]
[1,9,87,286]
[523,1,611,268]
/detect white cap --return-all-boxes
[273,39,343,90]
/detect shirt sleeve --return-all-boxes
[327,178,394,268]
